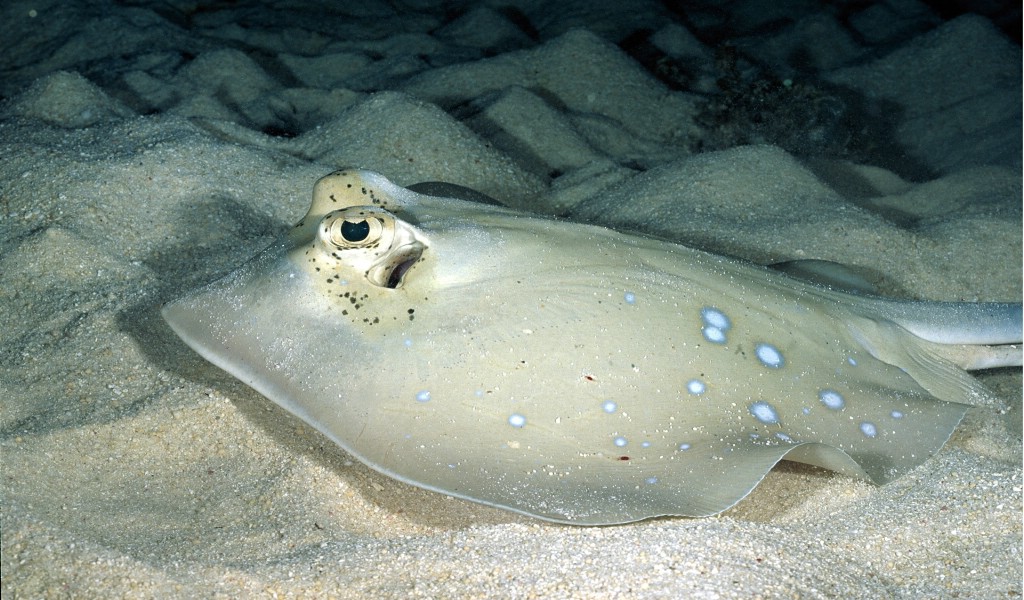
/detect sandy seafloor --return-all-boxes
[1,0,1022,597]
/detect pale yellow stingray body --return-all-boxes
[163,170,1021,524]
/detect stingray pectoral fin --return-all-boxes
[653,446,805,520]
[543,445,826,523]
[159,242,328,424]
[161,281,298,413]
[648,441,911,520]
[780,443,870,479]
[783,404,967,484]
[847,315,1000,406]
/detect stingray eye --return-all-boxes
[313,206,426,289]
[326,214,386,249]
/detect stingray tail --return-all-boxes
[870,300,1022,346]
[856,299,1022,369]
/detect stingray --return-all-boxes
[162,169,1022,524]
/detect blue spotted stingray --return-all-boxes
[162,169,1022,524]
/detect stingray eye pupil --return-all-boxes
[341,220,370,242]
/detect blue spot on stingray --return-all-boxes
[415,390,431,403]
[602,400,618,414]
[624,291,636,304]
[847,356,858,366]
[686,379,706,395]
[700,307,731,344]
[702,326,727,344]
[749,401,780,424]
[645,476,658,485]
[775,432,793,442]
[641,441,651,448]
[818,389,845,410]
[891,410,904,419]
[403,338,413,348]
[801,407,812,415]
[701,307,731,329]
[613,436,628,447]
[755,343,784,368]
[677,443,691,451]
[508,413,527,428]
[859,422,877,438]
